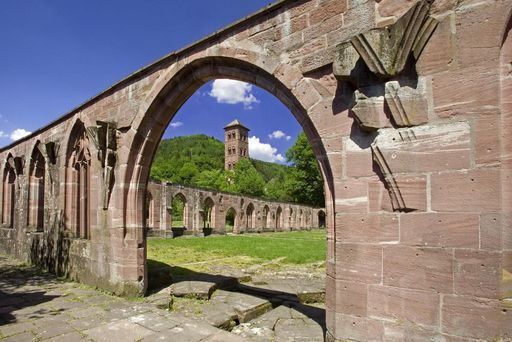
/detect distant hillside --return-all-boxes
[150,135,225,184]
[150,134,289,185]
[149,134,323,207]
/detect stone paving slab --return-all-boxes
[0,254,248,342]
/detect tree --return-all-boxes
[231,158,265,197]
[195,169,228,190]
[284,132,324,207]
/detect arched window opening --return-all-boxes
[2,159,16,228]
[202,197,215,229]
[145,191,154,228]
[225,207,236,234]
[246,203,254,229]
[65,123,91,239]
[318,210,326,228]
[171,193,188,228]
[276,207,283,230]
[262,205,269,229]
[28,145,46,232]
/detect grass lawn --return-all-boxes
[147,230,326,274]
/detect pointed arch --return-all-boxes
[1,155,16,228]
[276,206,282,231]
[246,203,255,229]
[28,142,46,231]
[65,121,91,238]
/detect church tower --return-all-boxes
[224,119,249,170]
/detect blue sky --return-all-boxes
[0,1,302,163]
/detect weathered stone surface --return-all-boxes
[211,290,272,323]
[371,122,471,173]
[431,169,501,213]
[332,278,368,316]
[442,295,512,339]
[454,250,501,299]
[351,90,391,131]
[169,281,218,300]
[367,175,427,212]
[384,81,428,126]
[400,213,480,248]
[336,243,382,283]
[383,245,453,293]
[368,285,439,327]
[336,213,399,243]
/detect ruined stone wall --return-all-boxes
[0,0,511,340]
[145,180,324,236]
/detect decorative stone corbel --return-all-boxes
[384,81,428,127]
[87,121,117,209]
[351,89,391,131]
[348,1,438,79]
[334,1,437,131]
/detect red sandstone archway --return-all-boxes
[121,55,335,292]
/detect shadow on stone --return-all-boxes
[146,259,326,336]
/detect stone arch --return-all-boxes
[121,55,333,229]
[275,206,282,231]
[65,120,92,239]
[171,192,188,229]
[224,207,237,234]
[27,142,46,232]
[145,191,154,228]
[1,154,16,228]
[262,205,270,229]
[246,203,255,230]
[317,209,326,228]
[120,54,335,292]
[202,196,215,229]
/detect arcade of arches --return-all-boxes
[0,0,511,340]
[144,180,325,237]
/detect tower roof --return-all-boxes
[224,119,249,131]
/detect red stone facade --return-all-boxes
[0,0,511,340]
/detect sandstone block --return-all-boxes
[334,179,368,213]
[474,115,501,165]
[371,122,471,173]
[400,213,479,248]
[368,285,439,327]
[431,169,501,213]
[336,213,399,243]
[384,81,428,127]
[336,243,382,283]
[432,65,499,118]
[351,90,391,131]
[454,249,501,299]
[368,176,427,212]
[480,213,502,250]
[417,14,454,75]
[333,313,385,341]
[442,295,512,339]
[383,245,453,293]
[333,278,368,316]
[345,137,375,177]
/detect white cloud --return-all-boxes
[268,130,291,141]
[170,121,183,128]
[209,79,259,108]
[10,128,32,141]
[249,136,285,163]
[0,131,6,138]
